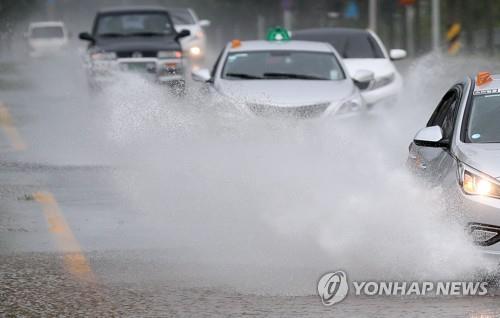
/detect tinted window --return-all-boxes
[31,26,64,39]
[222,51,345,81]
[467,94,500,143]
[96,13,174,36]
[170,9,195,25]
[427,89,460,140]
[294,31,384,58]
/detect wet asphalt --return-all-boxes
[2,55,500,317]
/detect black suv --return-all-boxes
[79,6,190,90]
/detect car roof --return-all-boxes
[98,6,168,14]
[292,27,370,36]
[473,74,500,94]
[228,40,334,53]
[30,21,65,28]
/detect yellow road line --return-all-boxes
[33,191,95,281]
[0,102,26,151]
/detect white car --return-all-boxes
[25,21,69,58]
[409,72,500,254]
[293,28,406,107]
[191,28,373,119]
[169,8,210,62]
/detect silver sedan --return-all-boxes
[192,35,373,119]
[409,72,500,255]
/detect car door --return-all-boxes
[408,85,462,184]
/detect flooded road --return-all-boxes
[2,55,500,317]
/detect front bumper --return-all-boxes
[87,57,185,84]
[456,189,500,255]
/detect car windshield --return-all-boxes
[170,9,195,25]
[293,31,384,58]
[31,26,64,39]
[95,13,174,36]
[467,94,500,143]
[221,50,345,81]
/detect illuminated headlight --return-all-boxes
[189,46,202,56]
[158,51,182,59]
[370,73,395,90]
[91,52,116,60]
[336,99,362,115]
[459,163,500,199]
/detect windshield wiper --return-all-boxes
[225,73,263,79]
[127,32,167,36]
[98,33,125,37]
[263,72,327,80]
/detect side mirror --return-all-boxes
[199,20,211,27]
[175,29,191,41]
[352,70,374,90]
[192,68,211,82]
[389,49,407,60]
[79,32,95,44]
[413,126,446,147]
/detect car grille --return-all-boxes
[246,102,330,119]
[116,51,157,58]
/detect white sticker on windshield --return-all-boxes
[330,70,340,80]
[471,133,481,139]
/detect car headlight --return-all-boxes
[336,99,362,115]
[189,46,202,56]
[370,73,395,90]
[91,51,116,61]
[459,163,500,198]
[158,51,182,59]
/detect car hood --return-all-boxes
[216,79,356,106]
[456,143,500,179]
[94,36,181,52]
[343,58,397,78]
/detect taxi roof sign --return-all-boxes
[266,27,291,41]
[477,71,493,86]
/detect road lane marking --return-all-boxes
[0,102,27,151]
[33,191,95,281]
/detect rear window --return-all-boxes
[31,26,64,39]
[294,31,385,59]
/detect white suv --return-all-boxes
[26,21,69,58]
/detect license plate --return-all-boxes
[122,62,156,73]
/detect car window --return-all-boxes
[170,9,195,25]
[95,13,174,36]
[466,93,500,143]
[31,26,64,39]
[427,88,461,140]
[221,50,345,81]
[293,31,384,58]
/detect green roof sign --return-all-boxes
[266,27,291,41]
